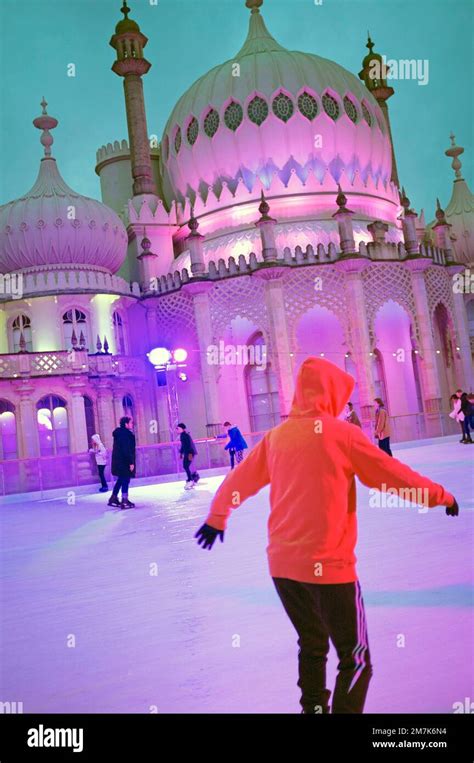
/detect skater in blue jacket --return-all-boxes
[223,421,248,470]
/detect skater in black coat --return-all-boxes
[177,423,199,489]
[108,416,136,509]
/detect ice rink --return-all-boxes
[1,436,473,714]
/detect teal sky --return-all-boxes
[1,0,472,219]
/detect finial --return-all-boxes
[366,32,374,53]
[121,1,131,18]
[18,331,27,354]
[103,336,110,354]
[246,0,263,14]
[336,183,346,207]
[400,186,410,210]
[96,335,102,352]
[188,206,200,234]
[445,133,464,180]
[435,198,447,224]
[33,97,58,158]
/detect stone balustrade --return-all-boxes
[0,350,147,380]
[0,267,141,302]
[148,238,450,296]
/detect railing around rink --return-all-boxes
[0,415,460,497]
[0,432,265,497]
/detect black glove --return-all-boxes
[446,499,459,517]
[195,523,224,550]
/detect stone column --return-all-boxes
[433,200,453,261]
[96,380,115,449]
[400,190,419,256]
[122,75,155,196]
[255,192,278,262]
[186,212,206,276]
[15,381,39,458]
[336,258,375,429]
[137,232,160,288]
[255,269,294,417]
[69,378,89,452]
[0,308,8,353]
[184,282,220,427]
[405,259,443,434]
[333,186,356,256]
[447,264,474,391]
[132,380,148,445]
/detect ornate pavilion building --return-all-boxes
[0,0,473,493]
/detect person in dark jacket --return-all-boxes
[460,392,473,443]
[108,416,136,509]
[223,421,248,469]
[177,423,199,489]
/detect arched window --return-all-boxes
[36,395,69,456]
[11,314,32,353]
[0,400,18,460]
[83,396,96,444]
[113,311,126,355]
[372,349,388,407]
[245,334,280,431]
[62,309,88,351]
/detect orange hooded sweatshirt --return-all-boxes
[206,358,455,585]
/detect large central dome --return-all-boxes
[160,1,393,211]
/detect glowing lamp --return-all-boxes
[178,372,188,382]
[173,348,188,363]
[147,347,171,367]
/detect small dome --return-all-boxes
[0,103,127,275]
[114,2,140,35]
[115,17,140,34]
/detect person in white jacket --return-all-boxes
[89,434,108,492]
[449,393,467,443]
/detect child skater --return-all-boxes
[195,357,459,714]
[223,420,248,469]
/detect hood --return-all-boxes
[290,357,355,418]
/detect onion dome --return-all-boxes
[160,0,393,210]
[115,1,140,34]
[0,99,127,274]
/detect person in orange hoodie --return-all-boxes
[195,358,459,714]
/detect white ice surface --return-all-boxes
[0,437,472,713]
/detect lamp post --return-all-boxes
[147,347,188,441]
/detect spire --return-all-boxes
[366,32,375,55]
[358,35,399,188]
[237,0,286,57]
[110,1,156,196]
[32,98,58,158]
[445,133,464,181]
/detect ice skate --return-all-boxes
[192,472,200,484]
[121,498,135,509]
[184,481,194,490]
[107,496,121,507]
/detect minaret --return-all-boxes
[110,1,156,196]
[359,34,400,188]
